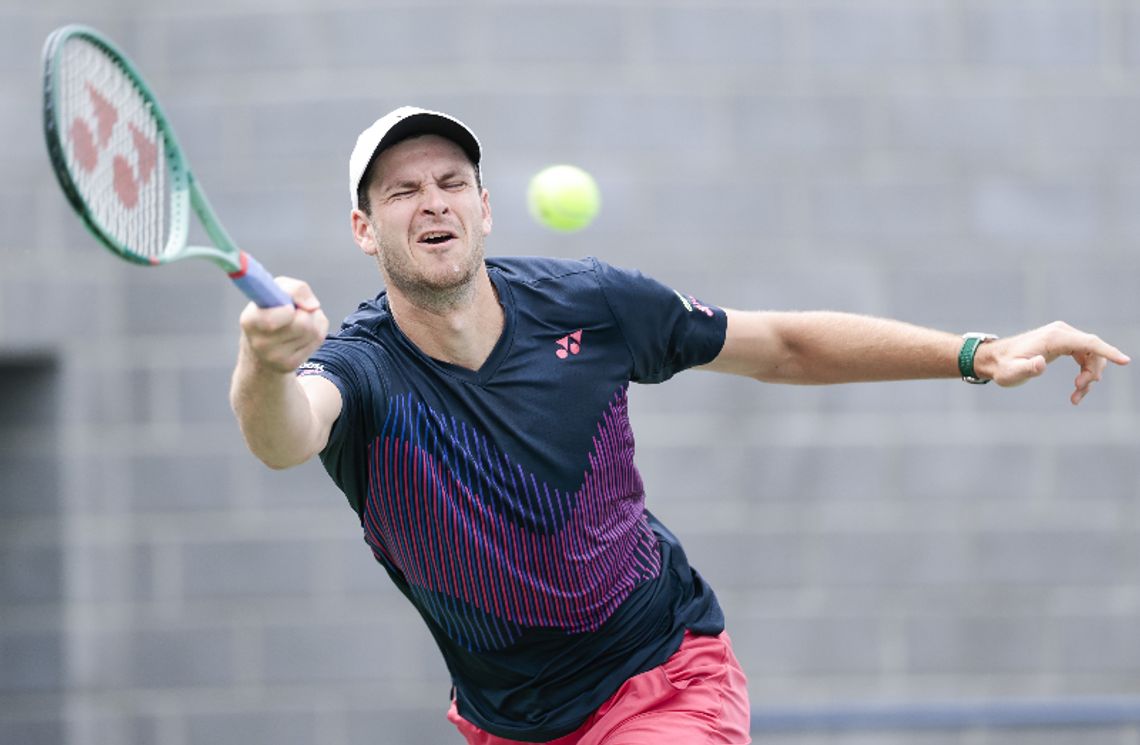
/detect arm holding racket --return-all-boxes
[230,278,340,469]
[41,25,335,465]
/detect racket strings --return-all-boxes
[58,38,169,261]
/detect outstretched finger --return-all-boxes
[1080,337,1130,366]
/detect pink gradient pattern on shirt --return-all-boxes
[362,387,661,640]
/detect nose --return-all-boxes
[419,184,450,215]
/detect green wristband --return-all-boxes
[959,332,997,384]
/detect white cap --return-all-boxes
[348,106,482,209]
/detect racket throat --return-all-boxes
[227,250,250,279]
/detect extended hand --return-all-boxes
[238,277,329,375]
[974,321,1130,404]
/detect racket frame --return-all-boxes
[42,25,290,308]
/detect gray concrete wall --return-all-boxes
[3,1,1140,743]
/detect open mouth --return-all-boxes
[418,230,457,246]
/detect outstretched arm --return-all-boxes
[230,278,341,469]
[702,311,1129,405]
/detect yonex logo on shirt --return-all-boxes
[555,330,583,359]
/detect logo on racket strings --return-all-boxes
[69,82,158,210]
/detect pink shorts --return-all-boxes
[446,631,751,745]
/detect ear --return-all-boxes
[351,209,379,256]
[480,187,493,236]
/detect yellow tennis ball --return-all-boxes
[527,165,601,232]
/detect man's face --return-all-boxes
[353,134,492,302]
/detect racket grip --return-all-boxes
[228,251,293,308]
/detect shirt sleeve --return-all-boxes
[590,257,728,384]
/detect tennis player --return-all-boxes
[230,106,1129,745]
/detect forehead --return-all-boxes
[371,134,475,186]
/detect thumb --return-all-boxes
[998,355,1046,387]
[276,277,321,313]
[291,286,321,314]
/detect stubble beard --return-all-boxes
[374,224,487,314]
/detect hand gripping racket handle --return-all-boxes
[228,251,293,308]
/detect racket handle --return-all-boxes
[228,251,293,308]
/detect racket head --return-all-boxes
[41,26,235,270]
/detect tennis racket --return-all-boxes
[41,24,291,308]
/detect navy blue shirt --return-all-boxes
[301,256,728,741]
